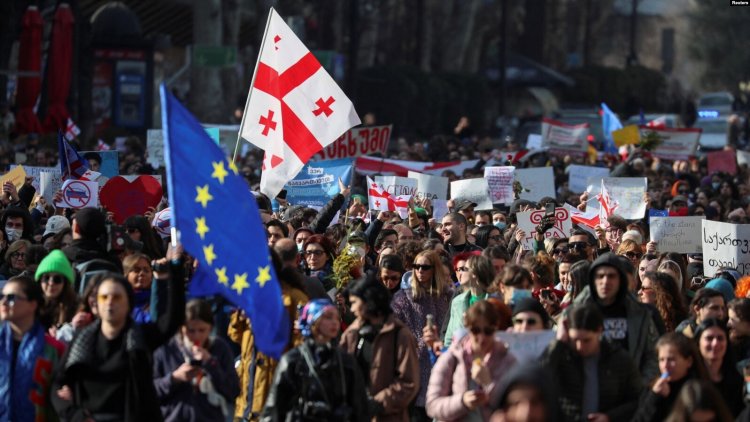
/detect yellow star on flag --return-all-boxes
[203,244,217,265]
[211,161,229,184]
[195,217,209,240]
[195,184,213,208]
[215,267,229,285]
[255,265,272,288]
[232,272,249,294]
[228,160,239,175]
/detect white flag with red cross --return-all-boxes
[367,176,410,218]
[596,179,619,228]
[240,8,360,199]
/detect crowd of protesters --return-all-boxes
[3,127,750,422]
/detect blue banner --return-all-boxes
[284,158,354,208]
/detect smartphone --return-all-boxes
[545,202,555,217]
[189,359,202,367]
[540,289,553,301]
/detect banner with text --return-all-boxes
[516,207,574,250]
[702,220,750,276]
[312,124,392,160]
[485,166,515,205]
[541,118,589,155]
[407,171,448,201]
[375,175,418,197]
[650,216,704,254]
[284,158,354,208]
[644,127,701,161]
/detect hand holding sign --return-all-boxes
[100,175,163,224]
[54,180,99,209]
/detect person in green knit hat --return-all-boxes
[35,250,78,338]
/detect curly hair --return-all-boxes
[643,271,688,332]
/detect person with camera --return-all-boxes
[261,299,368,421]
[152,298,240,422]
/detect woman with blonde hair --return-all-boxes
[616,239,643,268]
[391,250,454,420]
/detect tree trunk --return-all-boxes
[439,0,481,72]
[357,0,380,68]
[222,0,241,115]
[190,0,224,123]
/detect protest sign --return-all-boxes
[432,199,449,221]
[450,179,493,210]
[81,151,119,178]
[284,158,354,208]
[612,125,640,147]
[737,150,750,166]
[567,165,609,193]
[516,207,574,250]
[0,166,27,190]
[484,166,515,205]
[100,175,163,224]
[707,150,737,175]
[515,167,556,202]
[312,125,392,160]
[650,216,704,254]
[375,176,418,197]
[702,220,750,276]
[147,129,165,169]
[496,330,555,362]
[526,134,543,150]
[601,177,647,219]
[40,171,63,204]
[54,180,99,209]
[407,171,448,201]
[541,118,589,155]
[13,165,59,192]
[646,127,701,160]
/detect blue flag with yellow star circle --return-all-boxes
[160,84,289,359]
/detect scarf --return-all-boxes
[0,321,45,422]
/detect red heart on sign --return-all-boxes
[100,176,163,224]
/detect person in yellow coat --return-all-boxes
[228,251,309,421]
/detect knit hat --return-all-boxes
[705,278,735,304]
[73,208,107,239]
[34,250,75,284]
[43,215,70,237]
[298,298,337,338]
[512,298,551,328]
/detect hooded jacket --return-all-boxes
[492,363,560,422]
[574,253,659,383]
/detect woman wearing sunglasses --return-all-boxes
[391,250,454,420]
[426,300,516,422]
[34,250,78,338]
[442,255,496,348]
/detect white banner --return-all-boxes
[516,207,574,250]
[602,177,647,219]
[54,180,99,209]
[450,179,493,211]
[646,127,701,160]
[374,176,418,197]
[515,167,556,202]
[407,171,449,201]
[484,166,515,205]
[702,220,750,276]
[496,330,555,362]
[541,118,589,154]
[650,216,704,254]
[312,124,392,160]
[146,129,165,169]
[568,165,609,193]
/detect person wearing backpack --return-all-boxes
[339,278,420,422]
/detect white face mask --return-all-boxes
[5,227,20,242]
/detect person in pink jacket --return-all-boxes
[426,300,517,422]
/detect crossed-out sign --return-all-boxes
[62,180,93,208]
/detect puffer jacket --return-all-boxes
[228,284,307,421]
[425,335,516,422]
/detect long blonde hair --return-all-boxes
[411,250,450,299]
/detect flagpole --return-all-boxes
[233,7,274,164]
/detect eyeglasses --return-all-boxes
[414,264,434,271]
[97,293,125,303]
[10,252,25,260]
[470,326,495,335]
[569,242,588,251]
[513,318,539,326]
[42,274,66,285]
[305,249,325,257]
[625,251,643,260]
[456,266,469,273]
[0,293,28,304]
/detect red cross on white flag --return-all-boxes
[239,8,361,199]
[596,179,619,228]
[366,176,411,218]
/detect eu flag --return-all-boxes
[160,84,289,358]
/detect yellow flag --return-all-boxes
[612,125,641,147]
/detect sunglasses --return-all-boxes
[305,250,325,257]
[0,293,28,304]
[414,264,434,271]
[553,247,569,255]
[470,326,496,336]
[625,251,643,259]
[568,242,588,251]
[42,274,66,285]
[513,318,538,326]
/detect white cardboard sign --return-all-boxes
[53,180,99,209]
[407,171,449,201]
[146,129,165,169]
[702,220,750,276]
[450,178,493,211]
[374,176,418,197]
[496,330,555,362]
[601,177,647,219]
[484,166,515,205]
[568,165,609,193]
[516,207,574,250]
[515,167,556,202]
[649,216,704,254]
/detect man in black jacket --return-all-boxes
[62,208,121,270]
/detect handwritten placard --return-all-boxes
[568,165,609,193]
[407,171,448,201]
[496,330,555,362]
[702,220,750,276]
[40,171,63,204]
[450,178,493,211]
[650,216,704,254]
[516,207,574,250]
[484,166,515,204]
[602,177,647,219]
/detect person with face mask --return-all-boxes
[1,208,34,243]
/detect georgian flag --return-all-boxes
[596,179,619,228]
[239,8,360,199]
[65,118,80,141]
[367,176,410,218]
